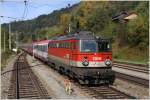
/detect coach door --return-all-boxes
[69,41,76,67]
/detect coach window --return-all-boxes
[74,42,76,49]
[38,45,40,51]
[41,45,42,51]
[45,45,47,51]
[39,45,41,51]
[51,43,53,48]
[54,43,56,48]
[67,42,69,48]
[42,45,43,51]
[37,45,38,50]
[60,43,62,48]
[63,42,65,48]
[44,45,46,52]
[40,45,42,51]
[41,45,43,51]
[44,45,46,51]
[59,43,61,48]
[57,43,59,48]
[68,42,70,48]
[49,43,51,48]
[34,45,37,49]
[46,45,47,51]
[65,42,67,48]
[66,42,68,48]
[37,45,39,50]
[34,45,36,49]
[38,45,39,50]
[55,43,57,48]
[71,43,74,50]
[64,42,66,48]
[43,45,44,51]
[53,43,54,48]
[68,42,70,49]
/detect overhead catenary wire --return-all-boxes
[22,0,28,20]
[0,0,24,3]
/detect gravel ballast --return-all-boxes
[26,54,149,99]
[26,55,90,99]
[1,54,18,99]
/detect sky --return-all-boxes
[0,0,80,24]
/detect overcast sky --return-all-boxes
[0,0,80,24]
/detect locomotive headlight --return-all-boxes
[82,59,89,66]
[105,60,112,66]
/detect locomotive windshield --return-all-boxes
[98,42,112,52]
[80,40,98,52]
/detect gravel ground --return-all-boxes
[27,55,90,99]
[1,54,18,99]
[112,78,149,99]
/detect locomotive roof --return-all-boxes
[52,31,96,41]
[33,40,51,44]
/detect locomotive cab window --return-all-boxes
[80,40,98,52]
[98,42,112,52]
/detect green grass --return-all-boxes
[1,50,13,71]
[112,43,149,64]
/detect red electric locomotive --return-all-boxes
[48,31,115,84]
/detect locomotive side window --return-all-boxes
[98,42,112,52]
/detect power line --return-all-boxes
[0,15,20,20]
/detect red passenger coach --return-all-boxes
[48,31,115,84]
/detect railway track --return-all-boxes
[74,83,135,99]
[23,51,141,98]
[113,61,149,87]
[8,53,51,99]
[30,53,135,99]
[115,72,149,87]
[113,61,149,74]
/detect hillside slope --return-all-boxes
[1,1,149,64]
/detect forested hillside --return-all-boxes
[1,1,149,64]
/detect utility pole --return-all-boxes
[9,23,11,50]
[0,16,2,55]
[16,31,18,50]
[4,31,6,52]
[68,23,71,33]
[47,32,48,39]
[32,32,35,60]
